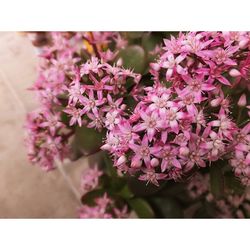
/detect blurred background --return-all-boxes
[0,32,87,218]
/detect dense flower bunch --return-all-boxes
[81,165,103,192]
[102,32,250,186]
[25,110,69,171]
[79,193,128,218]
[79,166,128,218]
[187,173,250,218]
[230,122,250,185]
[64,57,140,131]
[25,32,250,218]
[25,32,137,169]
[81,32,128,62]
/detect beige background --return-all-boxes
[0,32,87,218]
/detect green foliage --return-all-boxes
[149,197,183,218]
[73,126,104,155]
[128,198,154,218]
[118,45,146,73]
[210,163,225,199]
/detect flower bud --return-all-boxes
[121,104,127,110]
[116,58,123,67]
[100,144,111,151]
[179,146,189,156]
[116,155,126,166]
[210,98,221,107]
[150,63,160,71]
[239,38,249,49]
[150,158,159,167]
[131,160,142,168]
[229,69,241,77]
[238,94,247,107]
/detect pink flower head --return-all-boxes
[81,166,103,192]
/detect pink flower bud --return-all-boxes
[150,63,160,71]
[238,94,247,107]
[131,160,142,168]
[243,168,250,177]
[116,155,126,166]
[210,98,221,107]
[206,193,214,202]
[179,146,189,156]
[116,58,123,67]
[239,38,249,49]
[100,144,111,151]
[229,69,241,77]
[150,158,159,167]
[121,104,127,110]
[235,168,242,176]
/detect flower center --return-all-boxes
[140,146,150,157]
[147,118,157,128]
[89,99,96,108]
[156,98,168,108]
[189,79,201,91]
[183,94,194,105]
[215,49,227,64]
[168,110,177,121]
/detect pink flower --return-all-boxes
[81,166,103,192]
[39,110,64,136]
[133,111,163,141]
[129,135,160,168]
[161,53,186,80]
[80,90,106,114]
[64,106,85,127]
[79,193,129,218]
[209,109,236,139]
[212,46,238,66]
[153,144,182,171]
[162,107,186,134]
[139,168,167,186]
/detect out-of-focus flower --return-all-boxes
[79,193,128,218]
[81,166,103,193]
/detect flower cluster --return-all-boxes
[187,173,250,218]
[79,165,128,218]
[80,32,128,62]
[79,193,128,218]
[150,32,250,89]
[81,165,103,193]
[102,84,239,185]
[26,32,136,171]
[31,32,82,108]
[102,32,250,185]
[230,122,250,185]
[25,110,68,171]
[64,57,141,131]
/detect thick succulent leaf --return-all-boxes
[73,126,104,155]
[210,164,225,199]
[128,198,154,218]
[149,197,183,218]
[118,45,146,73]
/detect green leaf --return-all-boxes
[118,45,146,73]
[73,126,104,155]
[123,32,144,39]
[128,198,154,218]
[224,173,245,195]
[149,197,183,218]
[118,185,134,199]
[81,189,105,205]
[142,33,162,61]
[102,152,118,178]
[210,163,225,199]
